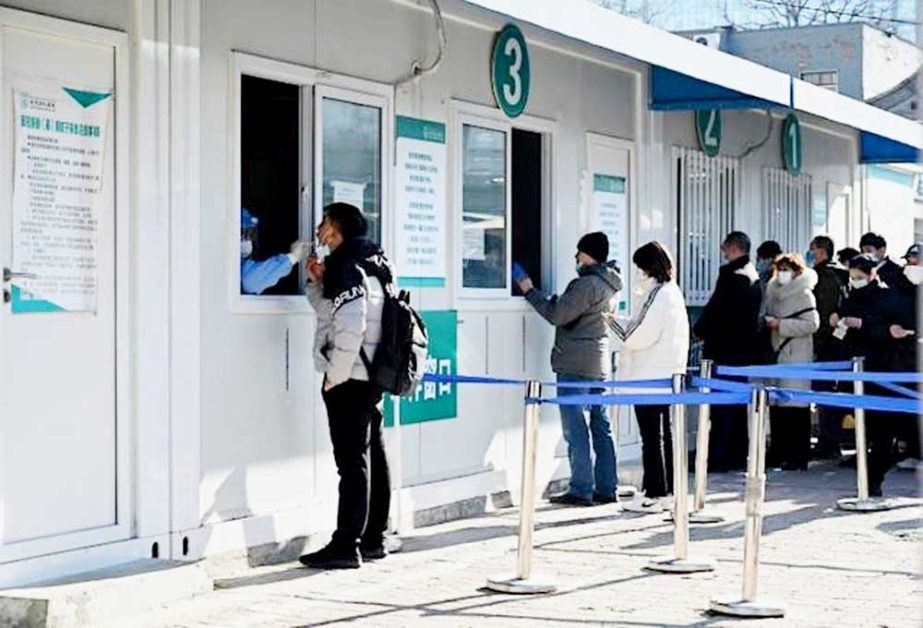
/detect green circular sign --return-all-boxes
[491,24,530,118]
[783,113,802,174]
[695,109,722,158]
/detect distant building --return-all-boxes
[677,23,922,106]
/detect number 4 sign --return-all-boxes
[695,109,721,158]
[492,24,530,119]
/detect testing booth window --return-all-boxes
[233,53,391,309]
[240,75,301,296]
[460,117,547,298]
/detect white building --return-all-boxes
[0,0,919,590]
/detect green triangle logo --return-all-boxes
[63,87,111,108]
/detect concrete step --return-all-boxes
[0,559,212,628]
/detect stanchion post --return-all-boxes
[487,381,556,594]
[710,387,784,618]
[646,375,715,573]
[389,394,409,539]
[837,357,891,512]
[691,359,723,524]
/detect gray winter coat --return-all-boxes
[525,263,623,380]
[765,269,820,405]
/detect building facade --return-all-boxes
[0,0,917,590]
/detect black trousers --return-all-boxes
[768,406,811,469]
[709,404,749,472]
[867,410,899,491]
[635,405,673,498]
[322,379,391,550]
[813,378,845,454]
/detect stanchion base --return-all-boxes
[689,511,725,524]
[384,536,403,553]
[837,497,892,512]
[709,598,785,618]
[485,575,557,594]
[645,556,716,573]
[664,511,725,525]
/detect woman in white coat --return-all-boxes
[764,253,819,471]
[608,242,690,514]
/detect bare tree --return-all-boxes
[590,0,671,26]
[739,0,898,29]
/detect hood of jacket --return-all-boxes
[583,260,623,294]
[323,237,392,299]
[767,267,818,301]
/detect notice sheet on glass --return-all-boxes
[591,174,628,310]
[395,116,446,288]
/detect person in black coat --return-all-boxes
[810,235,849,458]
[859,232,912,292]
[830,255,898,497]
[693,231,763,471]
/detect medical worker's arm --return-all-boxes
[240,255,295,295]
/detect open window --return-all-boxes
[455,104,552,302]
[240,75,301,296]
[230,53,392,312]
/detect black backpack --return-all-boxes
[360,281,429,397]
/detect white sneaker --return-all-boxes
[617,485,638,499]
[622,496,668,514]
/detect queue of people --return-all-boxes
[239,200,919,569]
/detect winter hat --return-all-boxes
[324,202,368,240]
[902,243,921,260]
[577,232,609,264]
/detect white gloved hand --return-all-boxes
[288,239,310,264]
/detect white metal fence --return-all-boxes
[675,148,740,307]
[761,168,812,257]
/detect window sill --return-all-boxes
[229,293,314,316]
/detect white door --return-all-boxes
[0,15,128,562]
[586,133,636,447]
[827,183,852,255]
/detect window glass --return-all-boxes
[462,124,507,289]
[240,75,301,296]
[321,98,382,243]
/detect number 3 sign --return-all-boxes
[492,24,530,119]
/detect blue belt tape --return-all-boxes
[876,381,922,400]
[768,388,921,415]
[534,391,751,407]
[716,366,922,384]
[422,373,673,389]
[691,377,754,393]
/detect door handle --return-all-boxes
[3,267,37,283]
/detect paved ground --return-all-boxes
[118,464,922,627]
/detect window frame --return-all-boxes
[449,99,555,310]
[228,52,393,314]
[800,69,839,92]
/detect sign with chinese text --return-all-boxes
[591,174,629,311]
[11,83,111,313]
[385,310,457,426]
[395,116,447,288]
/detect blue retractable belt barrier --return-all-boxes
[716,366,922,384]
[769,388,921,415]
[875,381,922,400]
[533,391,751,407]
[691,377,754,393]
[421,373,673,389]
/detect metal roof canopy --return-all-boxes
[465,0,922,164]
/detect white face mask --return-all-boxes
[904,265,923,286]
[850,277,869,290]
[315,243,331,259]
[777,270,794,286]
[240,239,253,258]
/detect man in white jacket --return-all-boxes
[302,203,391,570]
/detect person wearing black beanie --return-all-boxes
[516,232,623,506]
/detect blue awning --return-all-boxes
[860,131,920,164]
[649,66,790,111]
